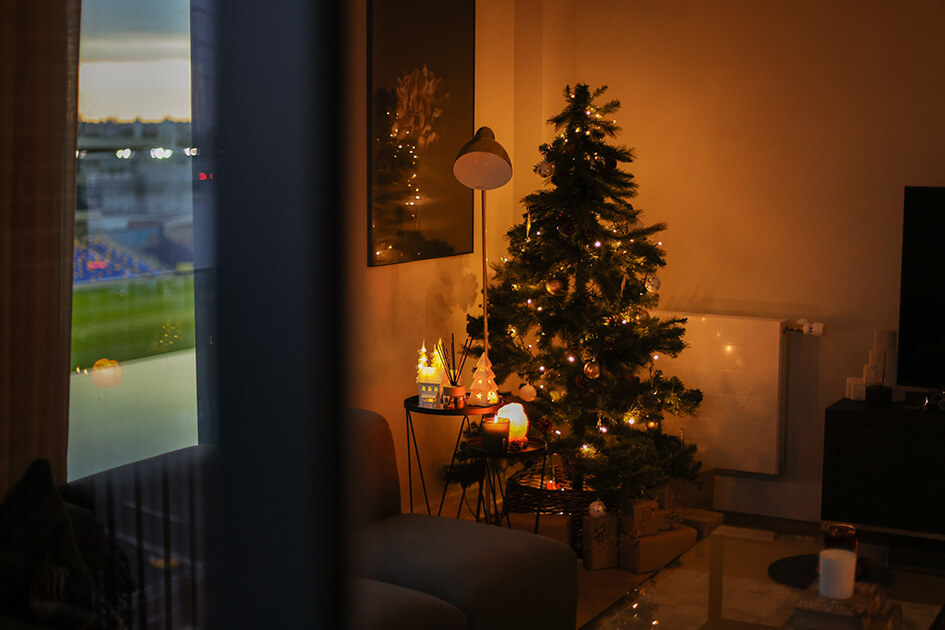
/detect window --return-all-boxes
[69,0,198,479]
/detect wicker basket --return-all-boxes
[503,469,619,557]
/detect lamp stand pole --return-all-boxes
[480,189,489,359]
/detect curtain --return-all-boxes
[0,0,81,492]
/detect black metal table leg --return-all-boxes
[406,409,413,513]
[438,415,470,516]
[475,475,484,522]
[407,412,431,515]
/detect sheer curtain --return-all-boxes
[0,0,81,491]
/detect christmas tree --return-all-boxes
[467,84,702,500]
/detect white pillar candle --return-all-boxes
[819,549,856,599]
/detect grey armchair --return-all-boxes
[347,408,577,630]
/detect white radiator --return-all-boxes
[653,311,788,476]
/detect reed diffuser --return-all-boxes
[435,335,471,409]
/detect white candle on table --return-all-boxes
[819,549,856,599]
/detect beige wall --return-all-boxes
[347,0,945,520]
[345,0,516,510]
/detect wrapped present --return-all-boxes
[679,508,723,539]
[619,498,659,538]
[507,512,571,548]
[656,509,685,531]
[669,467,716,510]
[582,514,619,570]
[618,525,697,573]
[646,484,674,510]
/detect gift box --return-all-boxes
[679,508,723,539]
[619,498,659,538]
[618,525,697,573]
[656,509,684,531]
[582,514,619,570]
[507,512,571,548]
[646,484,674,510]
[669,467,716,510]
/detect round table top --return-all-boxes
[403,395,503,416]
[466,436,547,458]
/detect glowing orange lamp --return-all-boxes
[497,402,528,446]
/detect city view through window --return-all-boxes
[69,0,198,480]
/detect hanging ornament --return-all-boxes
[518,383,537,402]
[545,278,564,295]
[583,361,600,379]
[632,309,651,324]
[525,211,532,238]
[588,500,607,519]
[536,160,553,177]
[645,276,661,293]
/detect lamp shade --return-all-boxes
[453,126,512,190]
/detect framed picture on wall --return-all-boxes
[367,0,475,266]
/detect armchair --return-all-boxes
[347,408,577,630]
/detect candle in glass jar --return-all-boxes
[823,523,857,553]
[481,417,509,452]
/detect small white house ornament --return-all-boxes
[416,340,446,408]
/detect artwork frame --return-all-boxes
[367,0,476,267]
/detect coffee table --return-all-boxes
[581,526,945,629]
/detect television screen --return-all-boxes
[897,186,945,389]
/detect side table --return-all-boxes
[465,436,547,530]
[403,395,502,515]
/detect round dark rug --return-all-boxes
[767,554,894,590]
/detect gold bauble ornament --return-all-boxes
[583,361,600,379]
[518,383,537,402]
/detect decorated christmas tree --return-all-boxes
[467,84,702,501]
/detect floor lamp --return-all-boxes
[453,127,512,405]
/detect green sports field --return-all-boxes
[71,273,196,371]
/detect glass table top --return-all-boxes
[583,525,945,629]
